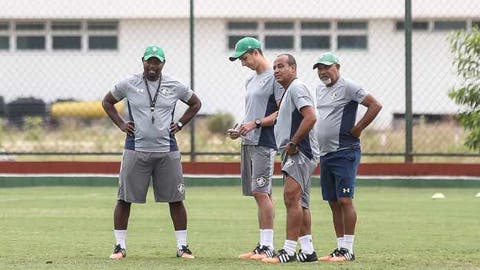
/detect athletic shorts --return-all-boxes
[241,145,276,196]
[117,149,185,203]
[281,150,318,208]
[320,148,361,201]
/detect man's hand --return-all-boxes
[227,123,240,139]
[285,141,298,155]
[238,121,256,136]
[121,121,135,136]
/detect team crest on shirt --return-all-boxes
[330,91,338,100]
[177,184,185,194]
[160,87,175,96]
[256,177,267,188]
[259,80,267,87]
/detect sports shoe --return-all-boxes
[238,243,262,259]
[261,249,295,264]
[319,248,340,261]
[177,245,195,259]
[329,248,355,262]
[249,245,276,260]
[296,249,318,262]
[109,244,126,259]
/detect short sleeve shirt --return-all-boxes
[111,73,193,152]
[275,79,319,160]
[315,77,368,156]
[242,69,284,149]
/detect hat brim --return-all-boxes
[144,54,165,62]
[312,61,336,69]
[229,50,247,61]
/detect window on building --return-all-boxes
[433,20,466,31]
[396,21,429,31]
[226,21,258,49]
[301,36,330,49]
[15,22,46,50]
[52,21,82,50]
[301,21,330,49]
[0,36,9,50]
[0,22,8,50]
[337,21,368,50]
[472,21,480,29]
[265,21,294,49]
[265,35,294,49]
[87,21,118,50]
[226,20,371,51]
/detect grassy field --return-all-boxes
[1,184,480,269]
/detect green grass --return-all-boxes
[1,185,480,269]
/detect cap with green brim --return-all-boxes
[229,37,261,61]
[312,52,339,69]
[143,45,165,62]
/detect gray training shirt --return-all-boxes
[315,77,368,156]
[275,78,319,160]
[111,73,193,152]
[242,69,284,149]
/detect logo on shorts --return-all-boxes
[284,158,295,168]
[343,188,351,193]
[177,184,185,194]
[256,177,267,188]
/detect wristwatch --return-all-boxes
[177,121,184,130]
[255,118,262,128]
[287,141,296,148]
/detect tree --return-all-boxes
[448,27,480,151]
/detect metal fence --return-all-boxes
[0,0,479,162]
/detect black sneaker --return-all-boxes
[177,245,195,259]
[109,244,126,259]
[319,248,340,261]
[296,249,318,262]
[250,245,276,260]
[262,249,295,263]
[329,247,355,262]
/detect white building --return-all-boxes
[1,0,479,127]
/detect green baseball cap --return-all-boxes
[312,52,339,69]
[229,37,261,61]
[143,45,165,62]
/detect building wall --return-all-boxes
[0,15,472,127]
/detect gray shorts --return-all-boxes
[241,145,276,196]
[117,149,185,203]
[281,150,318,208]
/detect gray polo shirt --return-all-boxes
[242,69,284,149]
[111,73,193,152]
[275,78,319,160]
[315,77,368,156]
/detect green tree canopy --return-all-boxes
[448,27,480,151]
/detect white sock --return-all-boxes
[283,240,297,256]
[260,229,274,249]
[114,230,127,249]
[175,230,188,249]
[337,236,344,249]
[298,235,314,254]
[343,234,355,253]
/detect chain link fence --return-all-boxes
[0,0,479,162]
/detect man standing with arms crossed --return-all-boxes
[228,37,284,260]
[313,52,382,262]
[102,45,201,260]
[263,54,319,263]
